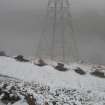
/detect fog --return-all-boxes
[0,0,105,64]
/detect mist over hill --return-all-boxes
[0,0,105,64]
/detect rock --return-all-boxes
[14,55,29,62]
[74,67,86,75]
[54,63,68,71]
[91,70,105,78]
[35,59,47,67]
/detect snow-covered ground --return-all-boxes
[0,56,105,105]
[0,76,105,105]
[0,56,105,90]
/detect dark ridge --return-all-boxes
[54,63,68,72]
[90,70,105,78]
[14,55,29,62]
[0,74,21,81]
[0,74,15,79]
[74,67,86,75]
[0,51,7,56]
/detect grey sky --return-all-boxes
[0,0,105,64]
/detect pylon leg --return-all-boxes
[36,0,79,63]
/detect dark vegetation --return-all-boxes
[25,94,36,105]
[54,63,68,71]
[35,59,47,67]
[14,55,29,62]
[0,83,20,104]
[1,91,20,104]
[90,70,105,78]
[0,79,50,105]
[0,78,105,105]
[74,67,86,75]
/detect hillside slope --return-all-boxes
[0,57,105,91]
[0,57,105,105]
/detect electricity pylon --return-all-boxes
[36,0,79,63]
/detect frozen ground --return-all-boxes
[0,57,105,90]
[0,56,105,105]
[0,76,105,105]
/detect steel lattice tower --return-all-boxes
[36,0,79,63]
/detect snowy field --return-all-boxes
[0,56,105,105]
